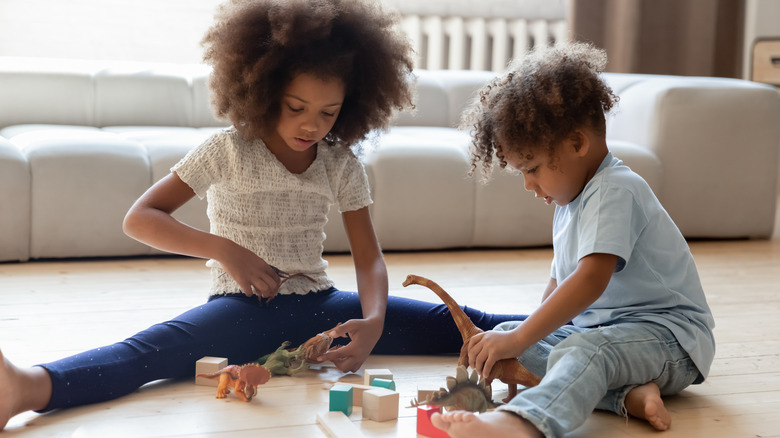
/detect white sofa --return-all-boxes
[1,57,778,262]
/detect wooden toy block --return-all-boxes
[195,356,227,387]
[361,387,399,422]
[370,377,396,391]
[316,411,367,438]
[340,383,374,407]
[363,368,393,386]
[417,405,450,438]
[417,384,439,404]
[329,384,353,416]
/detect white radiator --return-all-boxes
[400,15,568,71]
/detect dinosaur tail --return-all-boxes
[403,274,481,343]
[196,372,220,380]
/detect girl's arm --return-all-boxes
[320,206,388,373]
[468,252,618,378]
[122,172,281,298]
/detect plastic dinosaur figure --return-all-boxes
[403,274,541,402]
[197,363,271,402]
[410,365,499,413]
[256,324,343,376]
[301,323,342,363]
[217,265,316,302]
[257,341,309,376]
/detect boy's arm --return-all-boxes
[320,206,387,373]
[469,252,618,378]
[540,277,558,303]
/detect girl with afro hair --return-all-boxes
[0,0,530,427]
[432,43,714,437]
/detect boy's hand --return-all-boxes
[318,318,383,373]
[468,330,525,379]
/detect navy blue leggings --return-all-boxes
[40,288,527,411]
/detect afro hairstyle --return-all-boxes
[201,0,415,148]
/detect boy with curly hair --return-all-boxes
[433,43,715,437]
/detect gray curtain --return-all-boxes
[568,0,745,78]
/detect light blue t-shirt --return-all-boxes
[551,152,715,380]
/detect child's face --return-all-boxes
[504,139,588,207]
[274,73,345,152]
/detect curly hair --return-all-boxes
[462,42,618,179]
[201,0,414,148]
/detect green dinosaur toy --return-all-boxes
[258,341,309,376]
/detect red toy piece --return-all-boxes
[417,405,450,438]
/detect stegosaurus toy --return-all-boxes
[410,365,500,413]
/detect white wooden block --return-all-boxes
[340,383,374,407]
[362,387,399,422]
[195,356,227,387]
[363,368,393,386]
[316,411,367,438]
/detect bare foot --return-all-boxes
[431,410,543,438]
[0,349,52,431]
[0,349,21,431]
[625,382,671,431]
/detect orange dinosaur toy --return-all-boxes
[403,274,541,402]
[197,363,271,402]
[301,323,343,363]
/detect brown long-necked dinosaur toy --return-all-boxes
[403,274,541,401]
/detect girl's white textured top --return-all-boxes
[172,128,372,297]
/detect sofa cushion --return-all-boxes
[104,126,222,245]
[366,127,476,250]
[11,128,151,258]
[0,63,96,128]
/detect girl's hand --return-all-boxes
[468,330,525,379]
[318,318,383,373]
[218,243,282,300]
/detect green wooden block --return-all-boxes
[370,378,396,391]
[329,384,353,416]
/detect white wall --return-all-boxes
[743,0,780,80]
[0,0,222,63]
[0,0,565,64]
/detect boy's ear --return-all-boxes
[570,130,590,156]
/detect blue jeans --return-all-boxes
[492,321,701,438]
[39,288,527,411]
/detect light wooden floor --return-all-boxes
[1,235,779,437]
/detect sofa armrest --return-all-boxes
[0,136,31,261]
[605,74,780,239]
